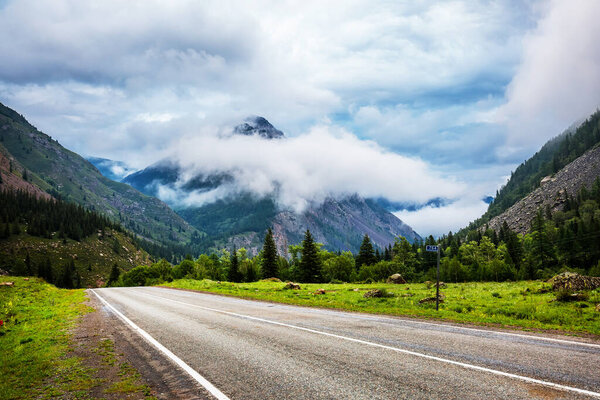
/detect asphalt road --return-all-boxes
[92,287,600,400]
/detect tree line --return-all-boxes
[114,180,600,287]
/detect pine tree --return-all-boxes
[25,253,32,276]
[261,228,278,278]
[356,234,376,268]
[228,246,241,283]
[299,230,321,282]
[107,263,121,286]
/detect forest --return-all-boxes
[114,180,600,287]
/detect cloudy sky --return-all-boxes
[1,0,599,237]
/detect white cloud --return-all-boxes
[157,125,465,213]
[394,197,489,238]
[496,0,600,153]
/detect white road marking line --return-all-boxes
[138,289,600,399]
[90,289,230,400]
[157,287,600,350]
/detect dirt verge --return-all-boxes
[70,291,211,399]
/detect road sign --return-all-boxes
[425,245,439,252]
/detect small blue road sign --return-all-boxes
[425,245,439,252]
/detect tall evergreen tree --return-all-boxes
[299,230,321,282]
[356,234,376,268]
[261,228,279,278]
[228,246,241,283]
[107,263,121,286]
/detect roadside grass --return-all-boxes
[0,276,91,399]
[163,279,600,337]
[0,276,156,399]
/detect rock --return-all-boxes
[0,282,15,287]
[353,288,360,292]
[261,277,282,282]
[419,294,445,304]
[23,278,29,281]
[314,288,326,295]
[364,289,384,298]
[548,272,600,291]
[386,273,406,284]
[596,304,600,312]
[283,282,301,290]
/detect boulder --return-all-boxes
[0,282,14,287]
[419,294,445,304]
[386,274,406,284]
[283,282,301,290]
[596,304,600,312]
[549,272,600,291]
[314,288,326,295]
[364,289,384,298]
[261,277,282,282]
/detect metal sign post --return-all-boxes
[425,245,440,311]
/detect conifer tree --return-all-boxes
[107,263,121,286]
[228,246,241,283]
[299,230,321,282]
[261,228,278,278]
[356,234,376,268]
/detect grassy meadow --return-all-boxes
[163,279,600,336]
[0,276,90,399]
[0,276,155,400]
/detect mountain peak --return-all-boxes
[233,116,284,139]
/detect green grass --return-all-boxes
[0,276,91,399]
[163,279,600,336]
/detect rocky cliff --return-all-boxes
[486,144,600,234]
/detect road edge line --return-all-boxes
[141,289,600,399]
[90,289,230,400]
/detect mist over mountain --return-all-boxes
[124,117,424,252]
[87,157,136,181]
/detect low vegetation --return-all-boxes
[0,276,90,399]
[0,276,157,399]
[163,279,600,336]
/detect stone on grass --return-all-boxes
[386,274,406,284]
[419,294,445,304]
[314,288,326,295]
[0,282,14,287]
[549,272,600,291]
[283,282,301,290]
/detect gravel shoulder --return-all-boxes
[72,291,212,400]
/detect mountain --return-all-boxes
[124,117,420,254]
[0,177,152,287]
[461,110,600,236]
[0,101,197,253]
[233,116,284,139]
[87,156,136,181]
[485,143,600,235]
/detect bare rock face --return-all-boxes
[386,274,406,284]
[486,146,600,235]
[549,272,600,291]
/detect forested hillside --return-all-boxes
[0,189,152,287]
[0,101,199,259]
[466,110,600,232]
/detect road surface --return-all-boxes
[91,287,600,400]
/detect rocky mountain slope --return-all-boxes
[461,110,600,236]
[460,110,600,237]
[0,102,196,249]
[124,117,420,254]
[485,144,600,234]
